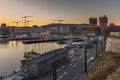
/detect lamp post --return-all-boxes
[84,44,87,72]
[52,61,57,80]
[84,37,88,72]
[95,40,98,58]
[99,36,102,50]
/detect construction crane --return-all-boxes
[22,16,33,27]
[52,19,64,24]
[26,20,33,27]
[13,21,24,27]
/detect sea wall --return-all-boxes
[105,37,120,53]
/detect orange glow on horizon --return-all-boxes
[1,19,120,27]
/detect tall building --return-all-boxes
[99,15,108,27]
[89,18,97,26]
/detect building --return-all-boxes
[109,26,120,32]
[1,23,7,28]
[110,32,120,37]
[21,47,69,77]
[99,15,108,27]
[81,27,101,36]
[42,23,89,36]
[14,27,49,38]
[109,23,115,26]
[89,18,97,26]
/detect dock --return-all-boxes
[23,38,64,44]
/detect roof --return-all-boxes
[21,48,69,63]
[41,23,89,28]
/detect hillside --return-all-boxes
[83,50,120,80]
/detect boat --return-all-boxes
[24,50,40,58]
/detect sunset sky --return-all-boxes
[0,0,120,26]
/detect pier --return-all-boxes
[23,38,64,44]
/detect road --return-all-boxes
[35,41,103,80]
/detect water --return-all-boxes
[0,40,65,76]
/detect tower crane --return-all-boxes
[26,20,33,27]
[52,19,64,24]
[22,16,33,27]
[13,21,24,27]
[51,19,64,35]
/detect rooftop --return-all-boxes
[21,48,69,63]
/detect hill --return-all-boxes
[83,50,120,80]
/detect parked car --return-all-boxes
[90,57,95,61]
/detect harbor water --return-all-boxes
[0,40,65,76]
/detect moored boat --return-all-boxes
[24,50,40,58]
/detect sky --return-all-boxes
[0,0,120,26]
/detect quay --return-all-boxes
[3,44,74,80]
[9,37,40,41]
[23,37,83,44]
[23,38,64,44]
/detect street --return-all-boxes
[35,41,102,80]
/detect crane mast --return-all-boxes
[22,16,33,27]
[52,19,64,24]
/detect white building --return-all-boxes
[14,27,49,37]
[42,23,89,36]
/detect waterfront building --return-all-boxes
[21,48,69,77]
[14,27,49,38]
[81,27,101,36]
[42,23,89,36]
[0,24,10,35]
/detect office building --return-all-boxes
[99,15,108,27]
[89,18,97,26]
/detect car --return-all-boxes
[90,57,95,61]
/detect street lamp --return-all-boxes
[99,36,104,50]
[52,61,57,80]
[84,37,88,72]
[84,44,87,72]
[94,40,98,58]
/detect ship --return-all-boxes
[24,50,40,58]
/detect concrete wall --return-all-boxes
[105,37,120,53]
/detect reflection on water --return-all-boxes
[0,38,9,44]
[0,41,65,76]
